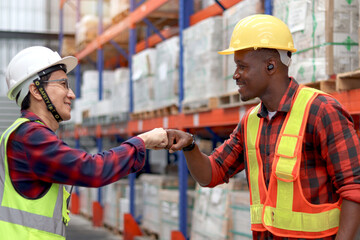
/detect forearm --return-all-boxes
[183,145,212,186]
[336,199,360,240]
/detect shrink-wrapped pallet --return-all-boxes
[75,15,112,48]
[273,0,359,84]
[229,191,252,240]
[190,178,246,240]
[132,49,157,112]
[80,70,115,118]
[159,190,195,240]
[183,16,224,104]
[111,68,130,114]
[103,183,121,230]
[222,0,264,93]
[154,36,179,109]
[139,174,196,235]
[79,187,92,218]
[118,184,143,231]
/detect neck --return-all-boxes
[261,76,290,112]
[28,104,59,132]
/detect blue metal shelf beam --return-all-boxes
[265,0,273,15]
[110,40,129,61]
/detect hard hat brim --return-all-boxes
[218,46,297,55]
[7,56,78,101]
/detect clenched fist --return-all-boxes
[137,128,168,149]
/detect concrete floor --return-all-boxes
[66,214,122,240]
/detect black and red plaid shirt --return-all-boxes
[208,78,360,240]
[6,110,145,199]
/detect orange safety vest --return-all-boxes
[244,86,341,239]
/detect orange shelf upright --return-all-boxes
[76,0,170,60]
[190,0,243,26]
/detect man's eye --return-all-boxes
[61,81,68,89]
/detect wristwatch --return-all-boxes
[182,133,196,151]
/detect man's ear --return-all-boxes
[266,59,277,74]
[29,83,43,101]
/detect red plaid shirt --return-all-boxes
[6,110,145,199]
[208,78,360,240]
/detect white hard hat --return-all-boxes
[6,46,78,102]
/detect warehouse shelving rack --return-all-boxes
[58,0,360,239]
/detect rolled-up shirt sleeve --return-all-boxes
[8,122,146,188]
[206,122,245,188]
[315,97,360,203]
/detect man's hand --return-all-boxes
[137,128,168,149]
[165,129,194,153]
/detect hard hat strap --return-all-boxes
[33,78,63,122]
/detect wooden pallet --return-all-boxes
[131,105,179,120]
[336,69,360,91]
[140,227,159,240]
[303,79,336,93]
[216,92,260,108]
[154,104,178,117]
[182,97,218,114]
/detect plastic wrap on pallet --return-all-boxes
[159,189,195,240]
[79,187,92,218]
[112,68,130,114]
[183,16,224,103]
[273,0,359,84]
[190,178,245,240]
[229,191,252,240]
[222,0,263,93]
[139,174,196,235]
[132,49,157,112]
[118,184,143,232]
[75,15,112,47]
[103,183,120,230]
[80,70,115,118]
[110,0,129,20]
[154,36,180,109]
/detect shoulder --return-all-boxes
[13,120,56,142]
[308,93,353,126]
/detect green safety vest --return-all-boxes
[0,118,70,240]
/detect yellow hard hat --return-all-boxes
[218,14,296,55]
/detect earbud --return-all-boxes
[267,64,274,70]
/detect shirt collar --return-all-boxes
[258,77,299,118]
[21,110,46,124]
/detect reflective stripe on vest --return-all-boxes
[0,118,66,239]
[245,86,341,238]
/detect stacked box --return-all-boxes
[75,15,112,48]
[229,191,252,240]
[139,174,196,234]
[103,183,121,229]
[159,190,195,240]
[154,36,180,109]
[183,16,224,103]
[80,70,115,118]
[132,49,157,112]
[190,178,245,240]
[273,0,359,84]
[110,0,178,21]
[111,68,130,114]
[79,187,92,218]
[222,0,264,93]
[109,0,129,20]
[118,184,143,231]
